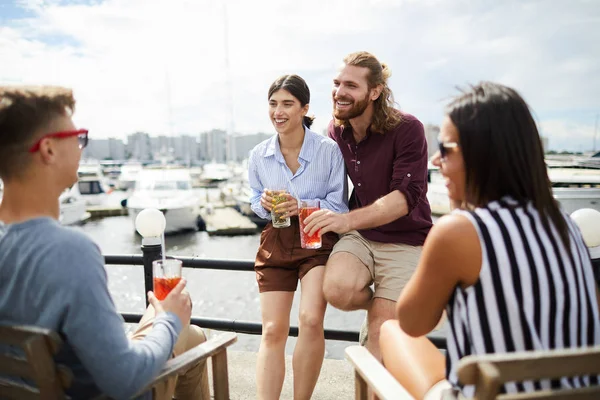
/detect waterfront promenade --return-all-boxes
[209,351,354,399]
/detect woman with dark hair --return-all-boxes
[248,74,348,399]
[379,82,600,399]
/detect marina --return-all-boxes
[0,156,597,398]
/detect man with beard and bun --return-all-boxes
[303,51,432,360]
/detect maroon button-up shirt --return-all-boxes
[328,112,432,245]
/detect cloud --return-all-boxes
[540,119,598,152]
[0,0,598,151]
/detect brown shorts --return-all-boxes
[255,217,338,292]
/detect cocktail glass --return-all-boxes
[152,259,182,300]
[299,199,321,249]
[271,189,291,228]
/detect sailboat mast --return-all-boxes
[223,2,235,162]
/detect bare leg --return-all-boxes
[323,252,372,311]
[293,266,327,400]
[367,298,396,361]
[256,291,295,400]
[379,320,446,399]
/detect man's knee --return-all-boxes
[323,279,355,310]
[323,253,371,310]
[186,325,207,350]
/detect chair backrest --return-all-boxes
[456,346,600,399]
[0,325,72,400]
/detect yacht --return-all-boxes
[59,184,91,226]
[77,162,112,206]
[199,163,232,187]
[427,166,600,215]
[547,167,600,214]
[126,168,202,234]
[0,180,89,226]
[118,162,143,191]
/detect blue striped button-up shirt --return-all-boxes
[248,128,349,220]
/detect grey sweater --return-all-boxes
[0,218,181,399]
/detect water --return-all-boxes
[75,214,366,359]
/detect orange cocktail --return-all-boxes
[152,259,182,300]
[153,276,182,300]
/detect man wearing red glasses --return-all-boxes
[0,86,208,399]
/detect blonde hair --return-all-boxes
[335,51,401,133]
[0,86,75,180]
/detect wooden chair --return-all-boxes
[456,345,600,399]
[345,346,414,400]
[0,325,237,400]
[346,345,600,400]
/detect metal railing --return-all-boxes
[104,250,448,349]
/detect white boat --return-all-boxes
[77,162,112,206]
[118,162,143,191]
[427,167,600,216]
[59,184,91,225]
[0,180,90,226]
[199,163,232,187]
[126,168,201,234]
[548,167,600,214]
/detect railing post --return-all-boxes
[141,243,162,307]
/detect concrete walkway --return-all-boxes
[208,350,355,399]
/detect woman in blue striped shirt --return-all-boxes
[248,74,348,400]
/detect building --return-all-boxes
[233,132,272,162]
[83,138,126,160]
[541,136,549,153]
[424,124,440,159]
[126,132,153,161]
[199,129,228,163]
[172,135,200,164]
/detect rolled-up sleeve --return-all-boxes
[248,150,270,220]
[320,145,349,213]
[390,119,428,213]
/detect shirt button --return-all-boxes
[357,183,362,187]
[407,173,411,177]
[357,161,361,165]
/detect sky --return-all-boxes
[0,0,599,152]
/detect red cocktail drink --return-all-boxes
[299,200,321,249]
[152,259,182,300]
[153,276,182,300]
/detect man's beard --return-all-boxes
[333,94,370,121]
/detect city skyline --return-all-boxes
[1,0,599,152]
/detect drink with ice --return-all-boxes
[299,199,321,249]
[271,189,291,228]
[152,259,182,300]
[153,276,182,300]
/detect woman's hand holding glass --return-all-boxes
[261,190,298,217]
[275,193,299,217]
[260,189,275,212]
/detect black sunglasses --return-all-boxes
[438,141,459,159]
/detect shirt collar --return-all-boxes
[340,123,373,145]
[263,127,315,162]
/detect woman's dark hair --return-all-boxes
[268,74,315,128]
[446,82,569,248]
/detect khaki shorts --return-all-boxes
[330,230,422,301]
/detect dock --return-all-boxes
[208,350,354,399]
[200,207,258,236]
[87,206,128,218]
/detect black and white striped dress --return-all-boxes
[446,197,600,396]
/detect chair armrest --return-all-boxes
[345,346,415,400]
[136,331,238,397]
